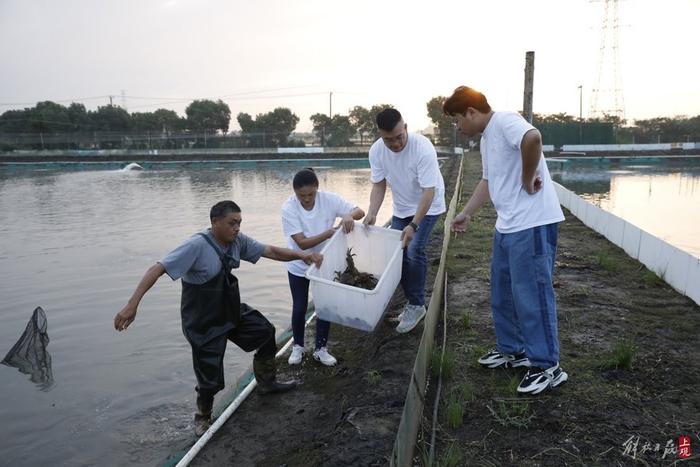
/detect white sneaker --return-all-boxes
[396,304,427,333]
[517,364,568,395]
[288,344,305,365]
[313,347,338,366]
[397,303,410,321]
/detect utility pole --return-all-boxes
[578,85,583,120]
[523,51,535,123]
[329,92,333,119]
[109,95,114,106]
[578,85,583,144]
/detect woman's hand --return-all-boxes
[340,214,355,233]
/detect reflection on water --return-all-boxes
[0,160,393,466]
[550,157,700,258]
[1,307,54,391]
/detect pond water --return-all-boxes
[0,159,394,466]
[549,156,700,258]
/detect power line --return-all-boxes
[0,96,109,106]
[0,85,323,108]
[0,117,78,126]
[125,92,330,111]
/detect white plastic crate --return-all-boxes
[305,222,403,332]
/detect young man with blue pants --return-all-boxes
[363,108,446,333]
[444,86,568,395]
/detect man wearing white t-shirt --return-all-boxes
[444,86,567,395]
[363,108,446,333]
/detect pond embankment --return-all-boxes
[424,154,700,466]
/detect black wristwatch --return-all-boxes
[409,221,419,232]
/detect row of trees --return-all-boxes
[2,97,699,149]
[0,99,397,149]
[531,112,700,144]
[0,102,415,149]
[0,99,231,135]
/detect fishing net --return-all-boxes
[2,306,54,391]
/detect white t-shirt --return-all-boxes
[281,190,356,277]
[369,133,446,218]
[480,111,564,233]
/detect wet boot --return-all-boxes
[253,356,297,395]
[194,394,213,436]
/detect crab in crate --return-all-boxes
[333,248,378,290]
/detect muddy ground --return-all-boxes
[167,153,700,466]
[423,155,700,466]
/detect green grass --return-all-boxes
[440,442,463,467]
[595,251,619,272]
[452,381,475,402]
[641,268,663,287]
[431,349,456,379]
[486,400,534,428]
[470,344,488,369]
[492,374,521,397]
[366,370,382,385]
[445,395,465,429]
[442,381,475,430]
[417,441,463,467]
[460,312,471,330]
[598,338,637,370]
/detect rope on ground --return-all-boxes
[391,153,464,467]
[428,271,448,465]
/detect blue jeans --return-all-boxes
[491,223,561,369]
[288,272,330,349]
[390,214,441,307]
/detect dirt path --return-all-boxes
[423,154,700,466]
[172,156,460,467]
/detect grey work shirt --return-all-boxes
[159,229,266,285]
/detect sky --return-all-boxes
[1,0,698,132]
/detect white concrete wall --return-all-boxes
[554,182,700,306]
[277,147,324,154]
[560,142,698,152]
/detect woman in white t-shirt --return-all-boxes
[281,168,365,366]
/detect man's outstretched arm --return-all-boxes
[114,263,166,331]
[262,245,323,268]
[451,179,490,232]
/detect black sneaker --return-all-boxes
[517,364,568,395]
[478,349,531,369]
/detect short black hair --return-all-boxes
[210,200,241,221]
[376,108,402,131]
[292,167,319,190]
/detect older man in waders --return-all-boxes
[113,200,323,436]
